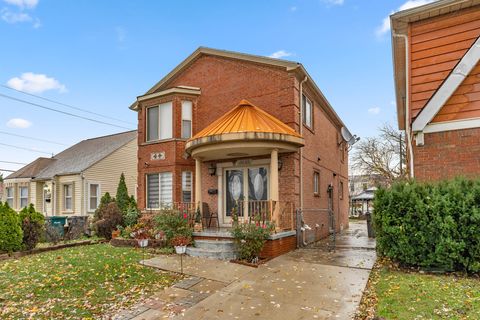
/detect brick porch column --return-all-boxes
[195,158,202,213]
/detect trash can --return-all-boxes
[365,212,375,238]
[46,216,67,237]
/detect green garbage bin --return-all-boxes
[46,216,67,237]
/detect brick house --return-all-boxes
[130,47,351,256]
[391,0,480,181]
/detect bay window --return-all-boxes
[19,186,28,208]
[6,187,13,207]
[146,102,173,141]
[181,100,192,139]
[182,171,192,202]
[147,172,173,208]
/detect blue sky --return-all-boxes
[0,0,434,175]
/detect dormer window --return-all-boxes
[146,102,173,141]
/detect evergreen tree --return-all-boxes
[116,173,130,214]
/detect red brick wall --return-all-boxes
[260,235,297,259]
[135,53,349,243]
[413,128,480,181]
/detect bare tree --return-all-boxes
[351,123,406,185]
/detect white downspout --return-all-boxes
[393,32,415,178]
[299,76,308,246]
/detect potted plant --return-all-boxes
[132,225,151,248]
[171,235,190,254]
[194,207,202,232]
[111,229,121,239]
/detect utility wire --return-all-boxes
[0,142,52,155]
[1,84,135,126]
[0,93,133,130]
[0,160,27,165]
[0,130,68,146]
[0,168,15,172]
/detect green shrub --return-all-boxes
[123,204,139,227]
[94,202,123,240]
[19,204,45,250]
[374,178,480,272]
[231,213,273,262]
[94,192,114,221]
[0,202,23,252]
[154,210,192,246]
[116,173,130,214]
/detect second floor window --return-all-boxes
[19,186,28,208]
[302,94,313,129]
[6,187,13,207]
[182,101,192,139]
[147,102,173,141]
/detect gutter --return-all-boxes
[299,76,308,246]
[393,32,415,179]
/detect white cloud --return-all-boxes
[7,118,32,128]
[268,50,293,59]
[323,0,344,6]
[1,7,31,23]
[7,72,67,94]
[368,107,381,115]
[290,6,297,12]
[376,0,435,37]
[4,0,38,9]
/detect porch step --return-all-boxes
[187,239,237,260]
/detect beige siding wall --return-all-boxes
[2,178,31,211]
[55,174,83,215]
[83,139,138,214]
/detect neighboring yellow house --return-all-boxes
[2,131,137,216]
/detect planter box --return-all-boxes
[110,238,166,248]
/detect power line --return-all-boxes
[0,142,52,155]
[0,168,15,173]
[0,93,133,130]
[1,84,135,126]
[0,160,27,165]
[0,130,68,146]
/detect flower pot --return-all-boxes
[175,245,187,254]
[194,222,203,232]
[137,239,149,248]
[112,230,120,239]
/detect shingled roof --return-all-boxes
[12,130,138,181]
[6,157,56,179]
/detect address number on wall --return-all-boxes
[150,152,165,161]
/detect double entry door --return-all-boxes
[224,166,269,222]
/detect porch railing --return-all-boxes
[238,200,295,232]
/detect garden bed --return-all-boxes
[110,238,166,248]
[230,257,270,268]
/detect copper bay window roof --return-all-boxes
[185,100,304,159]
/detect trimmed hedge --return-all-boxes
[0,202,23,252]
[374,178,480,273]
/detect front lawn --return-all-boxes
[357,261,480,319]
[0,244,176,319]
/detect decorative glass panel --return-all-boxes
[147,106,159,141]
[247,168,268,201]
[225,169,243,217]
[182,171,192,203]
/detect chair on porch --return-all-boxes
[202,202,219,229]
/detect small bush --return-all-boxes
[45,224,62,244]
[94,192,114,221]
[154,209,193,246]
[231,213,273,262]
[19,204,45,250]
[94,202,123,240]
[123,205,140,227]
[65,217,87,241]
[374,178,480,273]
[116,173,130,214]
[0,202,23,252]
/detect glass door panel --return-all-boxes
[225,169,243,217]
[248,167,268,201]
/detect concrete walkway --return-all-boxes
[113,220,375,320]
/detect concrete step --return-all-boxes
[186,246,237,260]
[193,239,235,251]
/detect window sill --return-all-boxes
[141,138,187,146]
[314,193,320,198]
[303,124,315,134]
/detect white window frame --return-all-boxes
[146,172,173,209]
[146,102,173,142]
[313,171,320,196]
[302,94,313,129]
[63,184,73,212]
[181,100,193,139]
[182,171,192,203]
[19,186,28,208]
[6,187,14,207]
[87,182,101,212]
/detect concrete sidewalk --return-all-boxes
[114,220,375,319]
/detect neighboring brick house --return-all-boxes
[391,0,480,181]
[130,47,351,253]
[2,131,137,216]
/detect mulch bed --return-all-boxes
[110,238,166,248]
[0,239,107,262]
[230,257,270,268]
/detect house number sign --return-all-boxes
[150,152,165,161]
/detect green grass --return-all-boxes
[375,267,480,319]
[0,244,176,319]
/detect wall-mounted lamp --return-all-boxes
[278,159,283,171]
[208,163,216,176]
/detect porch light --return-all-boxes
[278,159,283,171]
[208,163,216,176]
